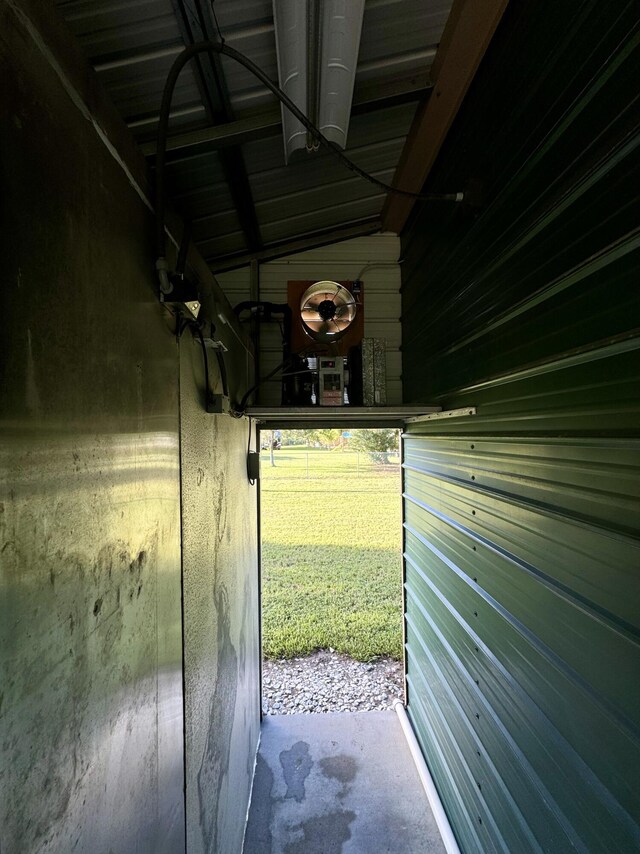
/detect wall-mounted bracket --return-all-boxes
[159,270,201,320]
[206,394,231,415]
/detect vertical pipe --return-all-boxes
[306,0,321,151]
[177,333,188,854]
[255,422,264,723]
[250,260,260,403]
[393,701,461,854]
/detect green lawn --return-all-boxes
[260,446,403,662]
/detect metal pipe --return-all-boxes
[250,260,261,402]
[393,700,462,854]
[305,0,320,152]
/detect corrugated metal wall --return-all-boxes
[217,233,402,404]
[400,1,640,851]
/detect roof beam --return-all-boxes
[173,0,263,250]
[139,71,432,158]
[381,0,510,234]
[207,218,381,273]
[141,108,281,157]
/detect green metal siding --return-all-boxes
[400,0,640,850]
[403,425,640,852]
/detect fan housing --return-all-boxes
[299,281,357,343]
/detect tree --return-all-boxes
[287,429,319,446]
[348,429,399,463]
[289,428,341,448]
[316,428,342,448]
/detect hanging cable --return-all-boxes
[237,357,290,414]
[155,40,463,262]
[236,343,316,414]
[209,1,225,45]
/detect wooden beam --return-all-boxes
[381,0,510,234]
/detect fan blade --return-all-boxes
[304,319,329,333]
[305,293,325,306]
[301,308,321,320]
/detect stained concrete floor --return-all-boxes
[243,710,447,854]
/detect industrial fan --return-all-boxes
[299,281,358,343]
[281,278,366,407]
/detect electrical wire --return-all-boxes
[355,261,402,280]
[209,1,224,45]
[237,357,290,413]
[155,40,463,260]
[237,343,316,413]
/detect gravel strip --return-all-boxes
[262,650,404,715]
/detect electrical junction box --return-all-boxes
[246,451,260,482]
[318,356,345,406]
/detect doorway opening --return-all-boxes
[258,427,405,716]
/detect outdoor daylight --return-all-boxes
[259,428,404,715]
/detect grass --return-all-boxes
[260,446,403,662]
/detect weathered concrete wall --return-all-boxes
[180,337,260,854]
[0,4,185,852]
[2,4,261,852]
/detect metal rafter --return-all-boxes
[172,0,263,251]
[140,71,432,159]
[207,217,382,273]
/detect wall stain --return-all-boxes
[238,576,257,784]
[211,471,227,544]
[197,582,238,854]
[279,741,313,803]
[243,754,274,851]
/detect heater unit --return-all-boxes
[282,279,365,407]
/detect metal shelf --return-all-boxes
[246,405,441,428]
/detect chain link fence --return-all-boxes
[259,449,400,480]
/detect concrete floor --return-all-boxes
[243,710,447,854]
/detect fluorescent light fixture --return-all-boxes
[272,0,365,163]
